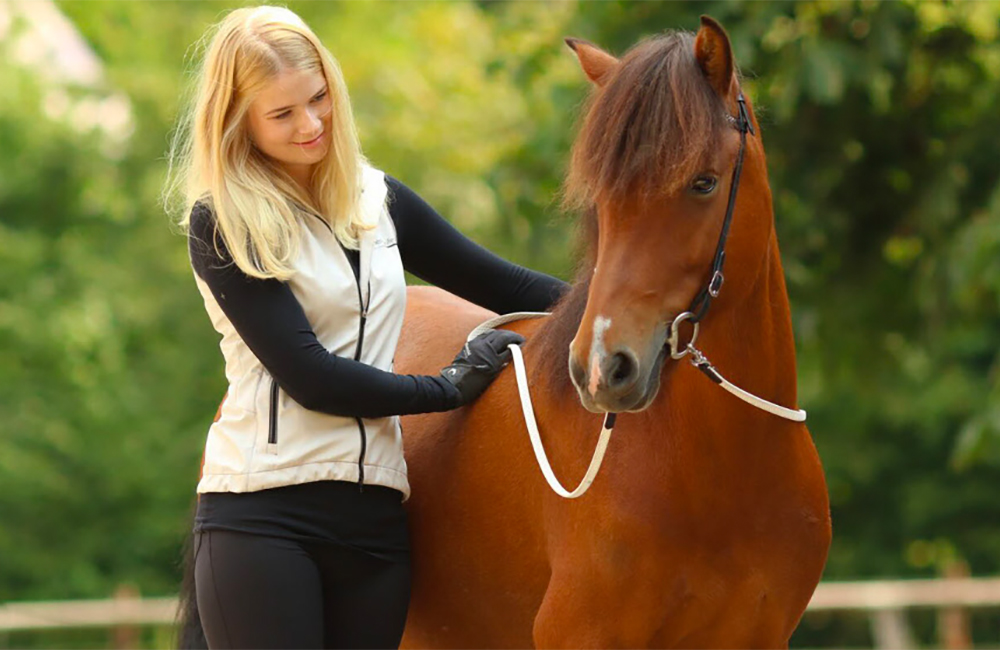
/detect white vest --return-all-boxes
[193,167,411,498]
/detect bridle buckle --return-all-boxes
[736,93,755,136]
[708,271,724,298]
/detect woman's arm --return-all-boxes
[188,203,460,419]
[386,177,571,314]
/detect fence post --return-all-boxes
[112,584,140,650]
[870,608,915,650]
[938,560,972,649]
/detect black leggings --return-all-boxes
[194,530,411,649]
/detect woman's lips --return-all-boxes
[295,132,325,147]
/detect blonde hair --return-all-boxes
[164,5,375,280]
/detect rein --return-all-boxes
[464,92,804,499]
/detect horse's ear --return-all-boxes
[565,37,619,87]
[694,15,735,99]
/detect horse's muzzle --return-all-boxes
[569,340,669,413]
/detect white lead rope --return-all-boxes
[684,344,807,422]
[468,312,615,499]
[466,312,805,500]
[509,344,616,499]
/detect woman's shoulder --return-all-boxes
[187,198,230,263]
[190,197,215,223]
[188,198,219,238]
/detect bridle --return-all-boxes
[666,91,754,360]
[468,90,804,501]
[660,91,804,424]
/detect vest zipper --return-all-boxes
[267,377,279,445]
[296,215,374,483]
[352,304,367,491]
[355,418,368,490]
[346,244,372,492]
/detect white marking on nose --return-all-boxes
[588,354,601,396]
[588,316,612,397]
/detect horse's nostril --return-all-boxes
[605,350,639,391]
[611,355,631,383]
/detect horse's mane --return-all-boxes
[563,31,731,211]
[532,210,594,391]
[536,31,731,387]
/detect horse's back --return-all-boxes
[396,286,495,375]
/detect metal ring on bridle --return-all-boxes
[668,311,700,360]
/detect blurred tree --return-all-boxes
[0,10,220,600]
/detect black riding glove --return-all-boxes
[439,328,526,407]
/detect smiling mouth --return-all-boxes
[295,133,324,146]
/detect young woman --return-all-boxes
[164,6,568,649]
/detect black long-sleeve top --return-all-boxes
[188,176,570,419]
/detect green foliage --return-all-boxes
[0,8,219,600]
[3,1,1000,647]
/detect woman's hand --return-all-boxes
[439,329,526,406]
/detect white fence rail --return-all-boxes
[2,578,1000,648]
[807,577,1000,649]
[0,596,177,632]
[808,577,1000,610]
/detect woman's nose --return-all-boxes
[297,108,321,132]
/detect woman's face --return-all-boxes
[246,67,332,185]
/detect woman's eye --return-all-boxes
[691,176,718,194]
[271,92,325,119]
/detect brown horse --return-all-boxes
[394,17,830,649]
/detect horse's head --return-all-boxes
[565,17,773,414]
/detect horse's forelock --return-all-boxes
[563,32,731,216]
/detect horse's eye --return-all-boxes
[690,175,718,195]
